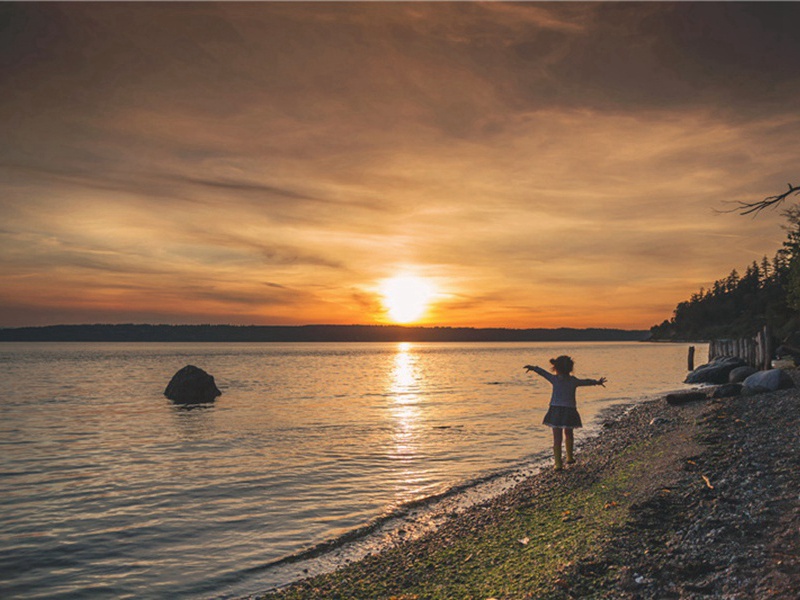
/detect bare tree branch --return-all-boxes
[723,183,800,216]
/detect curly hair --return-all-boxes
[549,355,574,375]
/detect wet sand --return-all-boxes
[253,378,800,599]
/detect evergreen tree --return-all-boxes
[782,207,800,311]
[652,182,800,340]
[651,221,798,340]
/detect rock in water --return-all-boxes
[165,365,221,403]
[684,356,747,385]
[742,369,794,394]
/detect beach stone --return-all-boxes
[666,391,708,406]
[742,369,794,394]
[164,365,221,403]
[774,344,800,361]
[710,383,742,399]
[728,366,757,383]
[685,356,747,385]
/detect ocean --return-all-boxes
[0,341,704,599]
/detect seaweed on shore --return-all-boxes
[255,378,800,600]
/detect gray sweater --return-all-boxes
[530,366,600,408]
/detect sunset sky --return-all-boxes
[2,2,799,329]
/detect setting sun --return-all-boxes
[380,275,436,324]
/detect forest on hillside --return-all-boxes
[651,188,800,341]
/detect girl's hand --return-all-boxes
[524,365,535,372]
[597,377,607,387]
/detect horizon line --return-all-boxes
[0,323,650,332]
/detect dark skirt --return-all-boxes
[543,405,583,429]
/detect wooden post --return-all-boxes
[763,325,773,370]
[755,331,763,370]
[688,345,695,371]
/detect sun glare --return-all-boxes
[380,275,435,324]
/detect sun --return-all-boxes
[380,275,436,324]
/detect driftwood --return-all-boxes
[666,391,708,406]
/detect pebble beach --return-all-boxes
[255,373,800,599]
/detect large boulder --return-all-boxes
[742,369,794,394]
[684,356,748,385]
[165,365,221,403]
[729,366,757,383]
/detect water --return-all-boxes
[0,341,704,599]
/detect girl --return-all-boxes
[525,356,607,471]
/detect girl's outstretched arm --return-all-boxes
[575,376,607,387]
[524,365,555,382]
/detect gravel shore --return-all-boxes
[258,376,800,599]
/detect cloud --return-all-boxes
[1,2,798,328]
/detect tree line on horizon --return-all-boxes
[0,323,649,343]
[651,194,800,342]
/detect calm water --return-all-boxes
[0,341,704,599]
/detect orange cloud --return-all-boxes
[1,3,798,328]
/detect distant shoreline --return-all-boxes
[0,324,650,343]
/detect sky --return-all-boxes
[1,2,799,330]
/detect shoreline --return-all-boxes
[234,454,551,595]
[231,388,686,597]
[252,378,799,599]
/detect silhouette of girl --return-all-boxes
[525,355,607,470]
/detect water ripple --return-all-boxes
[0,340,702,598]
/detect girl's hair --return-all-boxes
[550,355,574,375]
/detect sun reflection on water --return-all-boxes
[391,343,417,400]
[387,343,427,498]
